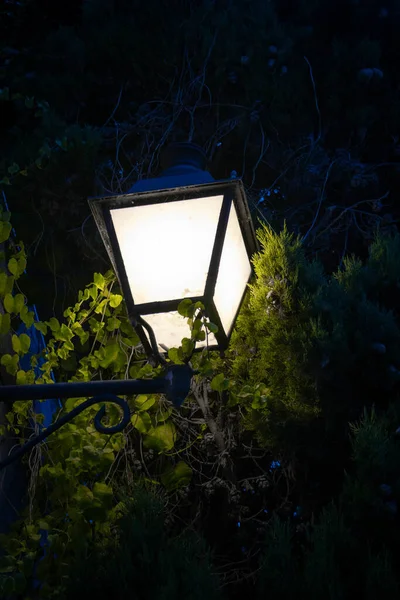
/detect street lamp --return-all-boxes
[0,143,257,470]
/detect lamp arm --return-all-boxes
[0,393,130,471]
[0,364,193,471]
[129,314,168,367]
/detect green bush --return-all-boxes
[63,486,221,600]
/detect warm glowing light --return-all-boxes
[111,195,224,304]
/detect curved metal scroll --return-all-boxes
[0,394,130,471]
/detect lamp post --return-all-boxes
[0,143,257,470]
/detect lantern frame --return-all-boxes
[88,178,258,352]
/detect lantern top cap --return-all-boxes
[128,142,213,192]
[160,142,208,173]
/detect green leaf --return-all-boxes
[210,373,230,392]
[131,411,152,434]
[7,163,20,175]
[154,406,173,423]
[134,394,156,412]
[74,485,94,508]
[7,257,18,275]
[1,354,19,376]
[109,293,123,308]
[20,306,34,328]
[106,316,121,331]
[38,520,50,530]
[56,323,74,343]
[178,299,193,317]
[19,334,30,354]
[0,177,11,187]
[206,321,219,334]
[167,347,184,364]
[3,293,14,313]
[99,343,120,369]
[11,335,21,354]
[121,334,140,347]
[143,422,176,453]
[47,317,60,332]
[34,321,48,335]
[93,482,113,505]
[16,370,27,385]
[161,460,192,491]
[182,337,195,356]
[192,318,205,341]
[93,273,106,290]
[14,293,24,313]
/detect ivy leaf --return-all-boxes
[161,461,192,491]
[89,317,104,334]
[34,321,48,335]
[178,299,193,317]
[12,333,30,356]
[16,370,27,385]
[181,337,195,356]
[1,354,19,376]
[121,334,140,347]
[109,293,123,308]
[56,323,74,343]
[134,395,156,412]
[206,321,219,334]
[210,373,230,392]
[73,485,94,509]
[106,316,121,331]
[7,163,20,175]
[93,273,105,290]
[17,256,27,275]
[94,298,108,315]
[0,221,12,243]
[131,411,152,434]
[167,347,184,364]
[143,422,176,453]
[155,406,173,423]
[99,343,120,369]
[14,294,25,314]
[93,482,113,507]
[3,293,14,313]
[20,306,35,328]
[7,258,18,275]
[47,317,60,333]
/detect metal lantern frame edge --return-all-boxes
[88,179,258,353]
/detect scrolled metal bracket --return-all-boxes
[0,364,193,471]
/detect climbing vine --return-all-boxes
[0,201,233,597]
